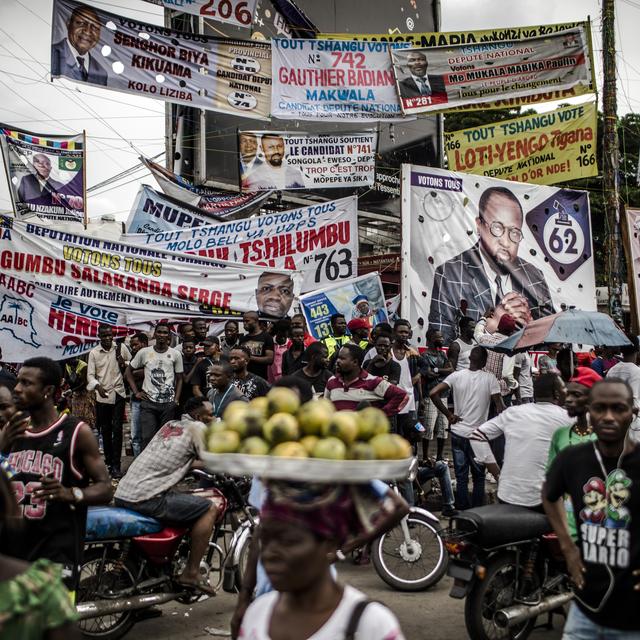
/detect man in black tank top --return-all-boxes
[0,357,112,590]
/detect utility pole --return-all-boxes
[602,0,624,326]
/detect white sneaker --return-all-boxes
[486,472,498,484]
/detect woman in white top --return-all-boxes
[238,486,406,640]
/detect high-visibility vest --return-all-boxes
[321,334,351,357]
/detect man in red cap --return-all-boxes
[346,317,371,351]
[546,366,601,539]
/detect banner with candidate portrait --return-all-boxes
[142,0,257,28]
[238,131,376,191]
[323,21,596,113]
[0,217,302,321]
[445,102,598,185]
[299,273,387,341]
[271,39,410,121]
[0,125,85,224]
[124,196,358,292]
[390,27,593,116]
[141,156,271,219]
[401,165,596,345]
[51,0,271,120]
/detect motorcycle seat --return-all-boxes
[86,506,163,541]
[454,504,552,548]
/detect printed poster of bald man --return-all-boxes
[0,125,85,223]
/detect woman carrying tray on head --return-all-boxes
[234,482,408,640]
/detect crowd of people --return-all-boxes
[0,307,639,638]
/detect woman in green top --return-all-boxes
[0,467,78,640]
[546,370,600,538]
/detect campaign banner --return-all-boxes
[142,0,257,28]
[390,27,593,115]
[0,277,136,362]
[299,273,388,340]
[125,185,226,234]
[0,125,85,224]
[125,196,358,292]
[51,0,271,120]
[271,38,410,121]
[445,102,598,185]
[625,209,640,324]
[401,165,596,345]
[322,22,596,113]
[0,218,302,320]
[141,156,271,218]
[239,131,376,191]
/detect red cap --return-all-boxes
[570,366,602,389]
[347,318,370,332]
[497,313,518,335]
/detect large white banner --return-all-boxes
[390,27,593,115]
[626,209,640,324]
[299,273,388,340]
[401,165,596,344]
[0,219,302,321]
[51,0,271,119]
[271,39,410,121]
[238,131,376,191]
[125,196,358,292]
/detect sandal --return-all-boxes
[175,576,216,596]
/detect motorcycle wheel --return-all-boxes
[235,528,254,590]
[76,546,137,640]
[371,512,448,591]
[464,552,536,640]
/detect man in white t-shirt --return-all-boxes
[391,320,420,440]
[125,322,184,451]
[429,346,503,509]
[514,351,534,404]
[468,373,569,509]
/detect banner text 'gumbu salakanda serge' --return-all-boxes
[445,102,598,185]
[322,21,596,113]
[0,125,85,224]
[238,131,376,191]
[124,195,358,293]
[0,218,303,324]
[401,165,596,345]
[50,0,271,119]
[389,26,594,116]
[270,38,411,121]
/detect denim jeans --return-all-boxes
[418,460,455,507]
[130,399,141,458]
[139,400,177,451]
[563,603,640,639]
[451,434,486,510]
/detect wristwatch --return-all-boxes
[434,367,439,374]
[71,487,84,504]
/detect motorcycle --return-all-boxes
[76,470,257,640]
[443,503,573,640]
[370,474,448,591]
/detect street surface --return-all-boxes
[126,563,564,639]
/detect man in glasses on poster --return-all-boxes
[428,186,554,341]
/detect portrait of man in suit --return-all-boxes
[239,133,264,188]
[398,51,448,106]
[428,186,554,340]
[51,4,108,86]
[17,153,64,206]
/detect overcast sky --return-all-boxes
[0,0,637,220]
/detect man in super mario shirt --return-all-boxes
[543,378,640,636]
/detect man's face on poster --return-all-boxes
[262,136,286,168]
[407,52,428,77]
[32,154,52,180]
[476,190,524,269]
[256,273,294,317]
[68,7,101,55]
[240,134,258,163]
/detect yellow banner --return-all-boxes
[321,22,597,111]
[444,102,598,185]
